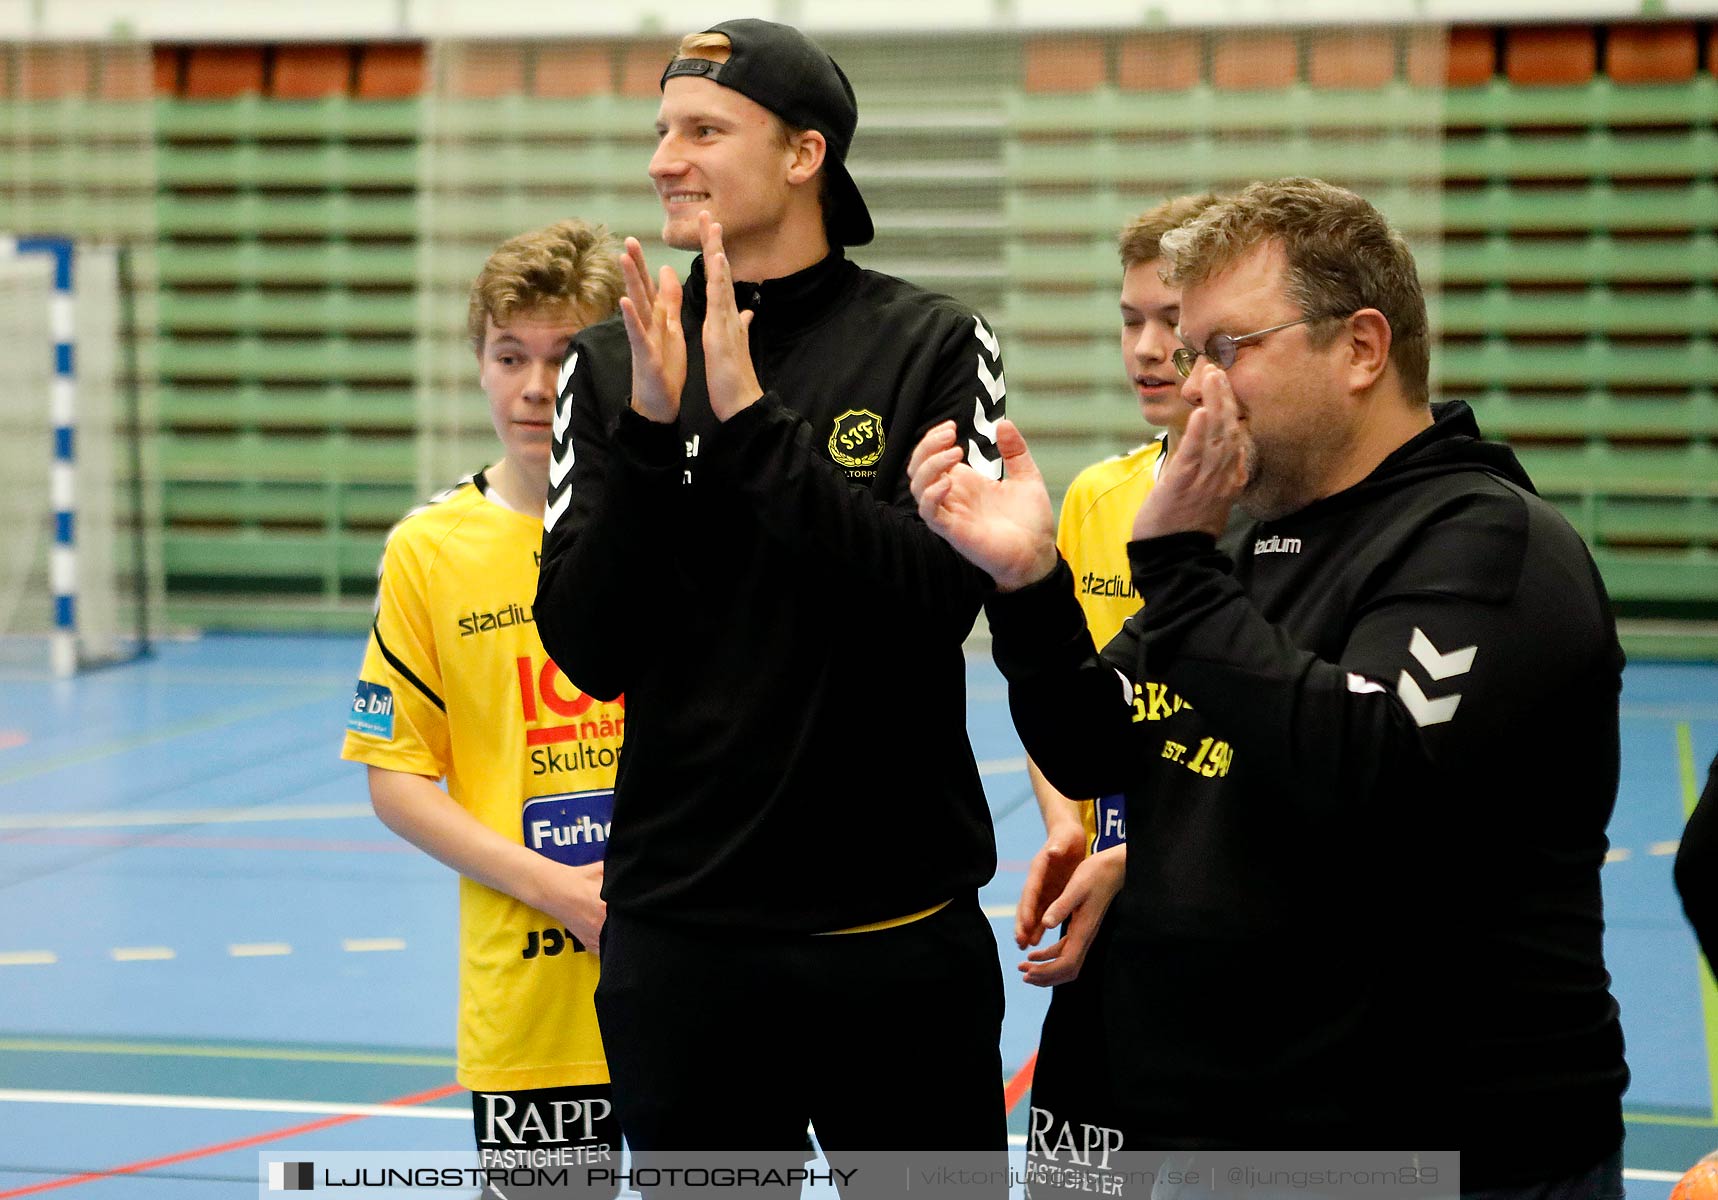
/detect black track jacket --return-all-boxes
[988,401,1628,1188]
[536,250,1004,934]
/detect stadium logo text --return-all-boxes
[460,601,534,637]
[1253,535,1302,555]
[1080,571,1138,600]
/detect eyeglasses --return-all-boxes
[1171,316,1322,379]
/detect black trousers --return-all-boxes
[594,894,1006,1193]
[1024,918,1125,1199]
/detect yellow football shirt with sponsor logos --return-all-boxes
[341,475,624,1092]
[1054,435,1167,853]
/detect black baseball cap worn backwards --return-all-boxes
[660,18,875,247]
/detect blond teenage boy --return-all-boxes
[342,221,626,1195]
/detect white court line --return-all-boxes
[0,951,56,966]
[0,1088,467,1120]
[978,757,1026,776]
[229,942,292,958]
[1649,840,1681,856]
[111,946,175,962]
[343,938,406,953]
[982,904,1015,919]
[1604,848,1632,864]
[0,802,374,831]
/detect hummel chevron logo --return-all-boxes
[545,486,570,531]
[973,316,999,362]
[971,397,999,443]
[1395,628,1476,727]
[553,353,578,440]
[1397,671,1461,727]
[978,357,1005,406]
[969,440,1003,481]
[969,317,1005,481]
[1408,627,1476,681]
[549,438,574,489]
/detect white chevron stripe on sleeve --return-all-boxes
[1397,671,1461,727]
[552,353,578,440]
[548,438,575,489]
[971,397,1000,443]
[973,316,999,361]
[969,440,1003,481]
[544,485,571,531]
[1408,627,1477,680]
[556,350,578,403]
[977,357,1006,407]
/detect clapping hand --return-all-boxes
[618,237,686,424]
[907,417,1058,592]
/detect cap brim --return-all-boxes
[825,157,874,247]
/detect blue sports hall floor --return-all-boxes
[0,634,1711,1197]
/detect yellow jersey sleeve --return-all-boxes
[342,518,450,778]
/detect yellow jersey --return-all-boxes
[1054,435,1167,852]
[341,473,624,1092]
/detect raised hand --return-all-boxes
[1132,361,1248,541]
[698,214,762,422]
[618,236,687,424]
[907,417,1057,592]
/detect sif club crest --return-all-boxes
[828,408,885,475]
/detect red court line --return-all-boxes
[1004,1049,1038,1114]
[0,1081,464,1197]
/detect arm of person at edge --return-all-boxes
[1675,750,1718,975]
[534,237,684,702]
[681,215,996,636]
[367,767,606,954]
[1017,759,1090,950]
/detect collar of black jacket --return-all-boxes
[682,248,858,337]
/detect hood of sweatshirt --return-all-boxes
[1262,399,1536,533]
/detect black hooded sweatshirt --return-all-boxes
[989,401,1628,1188]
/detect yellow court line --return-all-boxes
[1677,720,1718,1124]
[0,951,56,967]
[342,938,406,953]
[1625,1110,1718,1128]
[0,1037,456,1068]
[110,947,175,962]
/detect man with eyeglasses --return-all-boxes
[910,178,1628,1196]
